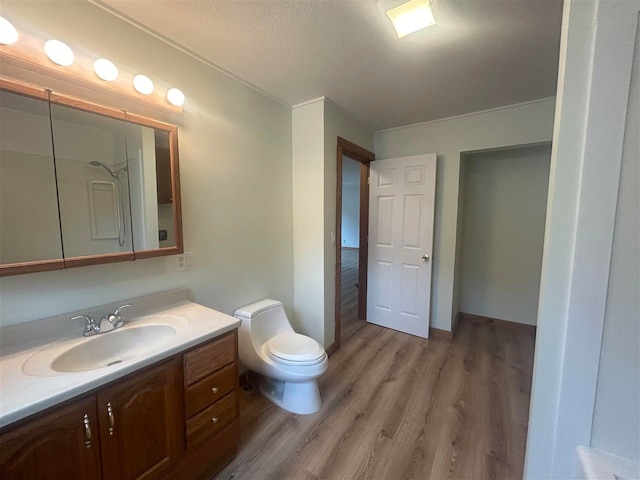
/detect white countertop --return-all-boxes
[0,290,240,428]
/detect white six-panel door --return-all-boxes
[367,154,437,338]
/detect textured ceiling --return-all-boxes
[95,0,563,130]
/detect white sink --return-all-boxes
[51,324,176,373]
[23,315,187,376]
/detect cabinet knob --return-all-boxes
[211,386,219,394]
[83,413,92,448]
[211,417,219,424]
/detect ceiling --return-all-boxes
[95,0,563,131]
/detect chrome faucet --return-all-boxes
[71,304,133,337]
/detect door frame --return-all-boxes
[334,136,375,351]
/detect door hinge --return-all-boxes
[368,176,370,185]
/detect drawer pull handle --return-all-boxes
[83,413,92,448]
[211,417,219,424]
[211,386,219,394]
[107,402,115,436]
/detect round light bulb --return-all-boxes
[166,88,185,107]
[44,39,74,66]
[133,74,154,95]
[0,16,18,45]
[94,58,118,81]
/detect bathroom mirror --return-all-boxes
[0,79,182,276]
[0,88,64,271]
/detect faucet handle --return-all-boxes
[113,304,132,317]
[107,304,132,328]
[71,315,98,336]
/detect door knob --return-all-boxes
[422,254,430,262]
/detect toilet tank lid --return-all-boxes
[233,299,282,318]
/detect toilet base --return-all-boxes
[259,376,321,414]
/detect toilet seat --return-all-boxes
[265,333,326,366]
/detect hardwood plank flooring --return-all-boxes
[214,317,535,480]
[340,247,364,344]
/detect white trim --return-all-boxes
[292,97,326,109]
[525,0,640,478]
[89,0,288,108]
[375,97,557,134]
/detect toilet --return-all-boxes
[234,299,328,414]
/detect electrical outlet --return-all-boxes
[176,252,193,271]
[176,254,186,271]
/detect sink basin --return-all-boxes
[51,324,176,373]
[23,314,187,376]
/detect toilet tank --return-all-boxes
[233,299,294,348]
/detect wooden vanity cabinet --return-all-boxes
[0,329,240,480]
[98,359,181,480]
[0,396,102,480]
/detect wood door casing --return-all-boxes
[0,396,102,480]
[334,136,375,352]
[97,359,181,480]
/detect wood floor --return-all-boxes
[214,317,536,480]
[340,247,363,344]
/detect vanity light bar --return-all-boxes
[0,15,185,108]
[133,74,154,95]
[94,58,118,82]
[0,16,18,45]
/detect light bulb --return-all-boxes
[44,39,74,66]
[166,88,185,106]
[133,74,154,95]
[94,58,118,81]
[0,16,18,45]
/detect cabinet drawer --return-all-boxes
[184,331,236,386]
[185,363,236,418]
[186,392,237,449]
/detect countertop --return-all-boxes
[0,289,240,428]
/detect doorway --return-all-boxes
[454,143,551,329]
[334,137,374,349]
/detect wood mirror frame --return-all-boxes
[0,78,183,277]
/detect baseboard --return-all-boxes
[429,327,453,340]
[459,312,537,332]
[325,342,339,356]
[452,311,461,335]
[429,312,460,340]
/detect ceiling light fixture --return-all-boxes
[133,74,154,95]
[0,16,18,45]
[166,88,185,107]
[379,0,437,38]
[94,58,118,81]
[44,39,75,66]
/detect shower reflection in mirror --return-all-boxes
[49,103,133,257]
[88,160,128,247]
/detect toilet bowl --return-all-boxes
[234,299,328,414]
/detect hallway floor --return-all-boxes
[214,317,536,479]
[340,247,363,344]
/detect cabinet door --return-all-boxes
[0,396,102,480]
[97,359,181,480]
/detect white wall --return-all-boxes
[341,156,360,248]
[292,99,325,342]
[374,99,555,331]
[590,21,640,462]
[291,98,373,347]
[525,0,640,477]
[0,1,293,328]
[341,184,359,248]
[459,144,550,325]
